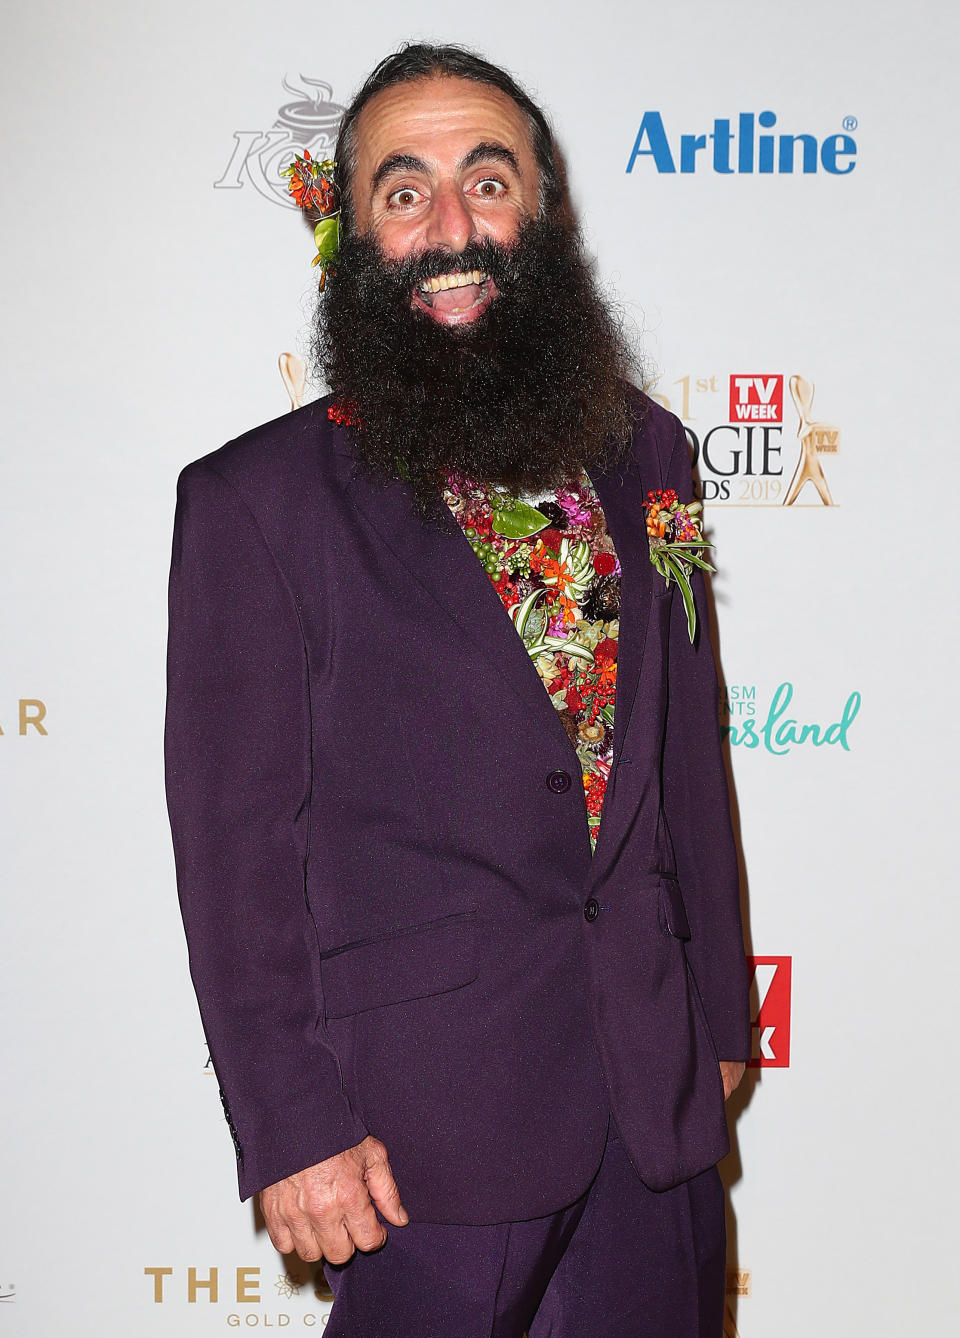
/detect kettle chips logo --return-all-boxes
[215,76,344,208]
[0,698,47,735]
[720,682,860,753]
[649,373,840,505]
[626,111,858,174]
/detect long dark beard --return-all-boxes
[313,218,641,518]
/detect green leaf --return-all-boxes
[681,553,716,572]
[491,500,550,538]
[543,638,594,663]
[524,639,552,658]
[663,553,697,642]
[314,215,340,263]
[511,587,545,638]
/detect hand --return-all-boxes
[719,1060,746,1100]
[260,1136,409,1264]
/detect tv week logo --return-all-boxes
[729,375,783,423]
[748,956,792,1067]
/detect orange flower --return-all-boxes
[542,555,573,594]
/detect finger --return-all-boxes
[285,1210,328,1264]
[260,1195,295,1255]
[363,1141,409,1226]
[342,1197,388,1254]
[334,1172,387,1253]
[315,1216,356,1266]
[265,1215,295,1255]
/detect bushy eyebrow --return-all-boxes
[369,142,523,196]
[457,142,522,176]
[370,153,429,194]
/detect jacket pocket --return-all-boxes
[320,911,478,1020]
[657,875,691,940]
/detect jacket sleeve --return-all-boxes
[164,459,368,1200]
[660,419,751,1062]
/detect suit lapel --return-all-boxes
[340,420,659,824]
[589,451,655,770]
[344,463,579,754]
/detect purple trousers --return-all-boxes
[325,1120,725,1337]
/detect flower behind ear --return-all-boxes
[281,151,340,289]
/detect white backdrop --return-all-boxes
[2,2,957,1333]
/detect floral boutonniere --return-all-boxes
[643,488,714,642]
[280,150,340,289]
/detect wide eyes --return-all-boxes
[473,177,506,198]
[385,177,508,210]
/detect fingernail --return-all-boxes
[399,1208,409,1225]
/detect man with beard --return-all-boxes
[165,43,749,1338]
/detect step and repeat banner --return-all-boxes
[2,2,955,1334]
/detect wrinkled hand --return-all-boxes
[260,1136,408,1265]
[719,1060,746,1100]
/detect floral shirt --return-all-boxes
[441,472,621,852]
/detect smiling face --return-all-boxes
[349,75,542,327]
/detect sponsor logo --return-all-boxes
[729,375,782,424]
[726,1270,751,1297]
[720,682,861,754]
[649,372,840,506]
[144,1266,333,1325]
[0,699,47,736]
[626,111,858,175]
[748,957,792,1067]
[214,76,345,208]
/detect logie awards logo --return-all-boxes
[649,371,841,506]
[214,75,345,208]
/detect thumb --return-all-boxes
[362,1140,409,1226]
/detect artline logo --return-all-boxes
[626,111,858,174]
[749,957,792,1067]
[214,75,344,208]
[648,371,840,505]
[720,682,861,753]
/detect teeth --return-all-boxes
[418,270,488,294]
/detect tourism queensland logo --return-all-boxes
[649,371,840,506]
[720,682,861,753]
[214,75,345,208]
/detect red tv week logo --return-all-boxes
[729,374,783,423]
[748,956,791,1067]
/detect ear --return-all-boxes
[278,352,308,411]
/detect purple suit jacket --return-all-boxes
[164,390,750,1224]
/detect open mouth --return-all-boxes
[411,269,498,326]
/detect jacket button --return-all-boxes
[547,769,572,794]
[584,898,600,923]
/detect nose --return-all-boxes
[424,181,477,253]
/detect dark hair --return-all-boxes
[334,43,562,232]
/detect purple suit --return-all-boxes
[164,390,749,1224]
